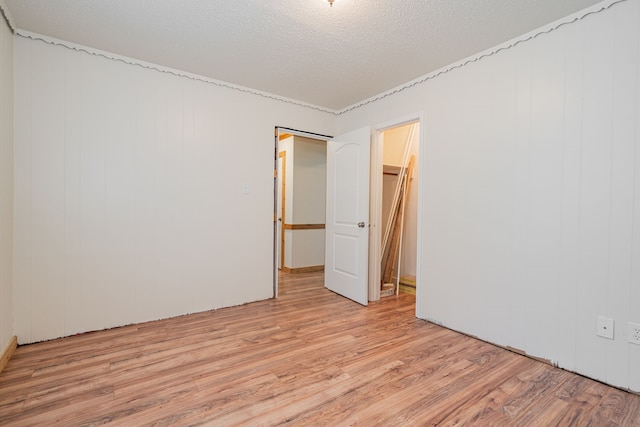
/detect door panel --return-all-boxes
[325,126,371,305]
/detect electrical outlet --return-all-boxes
[597,316,614,340]
[628,322,640,345]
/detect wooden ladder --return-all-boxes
[381,155,415,293]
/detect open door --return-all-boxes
[325,126,371,305]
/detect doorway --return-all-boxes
[378,123,419,298]
[273,116,422,309]
[274,127,331,297]
[369,115,422,304]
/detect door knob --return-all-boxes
[358,222,365,228]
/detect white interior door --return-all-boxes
[325,126,371,305]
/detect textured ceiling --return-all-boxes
[4,0,605,110]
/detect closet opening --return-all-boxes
[370,120,420,302]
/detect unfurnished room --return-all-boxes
[1,0,640,425]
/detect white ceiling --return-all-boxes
[4,0,605,111]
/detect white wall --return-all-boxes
[280,136,326,269]
[291,137,326,268]
[338,0,640,393]
[0,10,13,353]
[292,137,326,226]
[13,35,336,344]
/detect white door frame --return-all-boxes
[369,113,424,310]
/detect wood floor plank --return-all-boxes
[278,362,422,426]
[499,363,568,418]
[588,387,640,426]
[438,361,565,426]
[0,271,639,426]
[352,347,526,425]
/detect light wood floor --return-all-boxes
[1,272,639,426]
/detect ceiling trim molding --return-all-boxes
[336,0,627,115]
[0,0,16,33]
[9,0,627,116]
[15,29,340,116]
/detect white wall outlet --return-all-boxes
[597,316,614,340]
[628,322,640,345]
[242,183,249,194]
